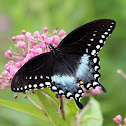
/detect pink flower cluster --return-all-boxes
[0,27,66,89]
[0,26,102,97]
[82,87,102,97]
[113,115,126,126]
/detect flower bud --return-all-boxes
[21,30,26,35]
[59,30,66,36]
[5,50,12,57]
[34,31,40,38]
[13,93,18,99]
[44,27,48,32]
[113,115,122,124]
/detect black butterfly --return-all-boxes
[11,19,116,109]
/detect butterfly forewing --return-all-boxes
[11,52,53,92]
[11,19,116,109]
[58,19,116,55]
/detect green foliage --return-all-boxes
[80,97,103,126]
[0,98,48,121]
[0,90,103,126]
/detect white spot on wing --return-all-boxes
[101,35,105,38]
[33,84,37,88]
[39,83,44,87]
[99,39,103,43]
[46,76,50,79]
[87,44,91,46]
[28,84,32,88]
[93,58,97,63]
[29,76,32,79]
[67,92,72,97]
[59,90,64,94]
[86,48,88,53]
[91,50,96,55]
[93,82,99,86]
[24,86,27,89]
[108,29,111,31]
[75,93,80,100]
[45,82,51,86]
[78,90,83,93]
[40,75,43,79]
[94,74,99,79]
[90,39,94,41]
[96,45,100,49]
[35,76,37,79]
[104,32,108,35]
[94,66,99,71]
[86,83,91,88]
[52,86,57,90]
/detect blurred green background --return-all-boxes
[0,0,126,126]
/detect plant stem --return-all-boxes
[57,96,61,115]
[117,69,126,79]
[75,100,92,126]
[60,97,65,120]
[24,94,47,116]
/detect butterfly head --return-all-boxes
[48,44,55,51]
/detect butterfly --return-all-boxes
[11,19,116,109]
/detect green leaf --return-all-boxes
[41,88,59,103]
[0,98,48,121]
[67,99,78,116]
[35,90,68,126]
[65,111,74,126]
[80,97,103,126]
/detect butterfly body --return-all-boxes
[11,19,116,109]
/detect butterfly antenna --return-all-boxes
[56,27,58,30]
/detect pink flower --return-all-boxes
[1,82,8,89]
[46,37,52,44]
[44,27,48,32]
[34,31,40,38]
[26,32,31,37]
[13,93,18,99]
[113,115,122,124]
[90,87,102,94]
[61,35,66,40]
[0,75,3,83]
[53,30,58,34]
[124,115,126,125]
[17,41,26,48]
[59,30,66,36]
[21,30,26,35]
[12,36,16,43]
[5,50,12,58]
[18,35,25,41]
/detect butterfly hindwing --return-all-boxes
[50,55,84,109]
